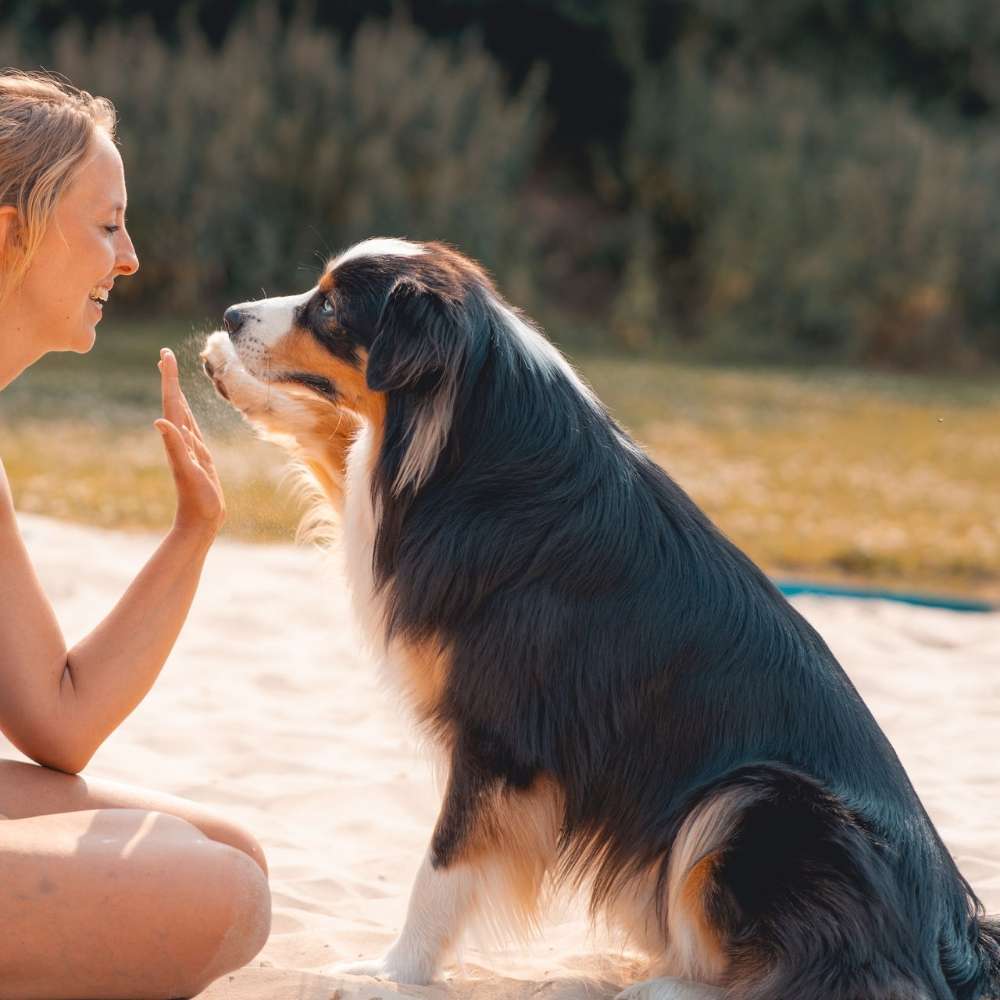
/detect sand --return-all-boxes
[3,513,998,999]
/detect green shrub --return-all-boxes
[619,49,1000,366]
[4,3,1000,368]
[0,5,545,312]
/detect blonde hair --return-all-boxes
[0,70,117,301]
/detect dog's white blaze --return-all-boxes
[333,237,425,270]
[229,288,315,350]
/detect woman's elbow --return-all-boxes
[28,745,93,776]
[13,724,97,776]
[1,666,104,774]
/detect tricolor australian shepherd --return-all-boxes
[202,238,1000,1000]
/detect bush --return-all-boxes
[0,5,545,312]
[618,49,1000,366]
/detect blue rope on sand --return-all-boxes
[775,581,996,614]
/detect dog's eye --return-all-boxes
[320,297,334,316]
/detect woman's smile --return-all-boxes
[88,283,112,315]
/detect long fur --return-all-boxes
[205,240,1000,999]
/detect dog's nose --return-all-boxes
[223,307,245,336]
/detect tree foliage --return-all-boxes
[3,0,1000,365]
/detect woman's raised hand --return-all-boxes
[155,348,226,536]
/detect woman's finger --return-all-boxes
[181,424,216,469]
[159,348,209,442]
[158,420,219,498]
[158,349,189,431]
[158,418,226,530]
[155,419,192,480]
[179,391,206,442]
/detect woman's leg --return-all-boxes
[0,758,267,872]
[0,806,270,999]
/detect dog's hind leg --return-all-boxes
[336,748,561,985]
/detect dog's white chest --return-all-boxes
[342,425,388,651]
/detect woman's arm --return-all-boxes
[0,349,225,774]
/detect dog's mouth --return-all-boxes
[202,350,335,403]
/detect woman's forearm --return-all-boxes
[53,522,215,771]
[0,509,214,774]
[0,350,225,773]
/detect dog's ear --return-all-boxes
[366,278,464,393]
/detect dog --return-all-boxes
[201,237,1000,1000]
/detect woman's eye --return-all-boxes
[104,225,120,235]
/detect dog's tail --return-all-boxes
[661,762,984,1000]
[975,917,1000,998]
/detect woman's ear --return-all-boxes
[366,278,463,393]
[0,205,21,253]
[0,206,24,301]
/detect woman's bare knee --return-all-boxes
[0,808,271,999]
[191,812,269,874]
[131,818,271,993]
[181,844,272,994]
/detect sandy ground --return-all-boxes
[4,514,999,999]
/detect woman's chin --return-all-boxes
[68,324,97,354]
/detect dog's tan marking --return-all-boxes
[459,776,564,932]
[293,410,359,515]
[674,851,728,981]
[270,329,386,427]
[395,639,451,724]
[318,270,336,297]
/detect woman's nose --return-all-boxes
[116,230,140,276]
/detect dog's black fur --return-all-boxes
[244,243,1000,998]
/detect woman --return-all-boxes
[0,71,271,997]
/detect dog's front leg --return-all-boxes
[337,747,558,986]
[341,847,480,985]
[335,754,489,985]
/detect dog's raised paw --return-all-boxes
[200,330,238,374]
[200,330,248,403]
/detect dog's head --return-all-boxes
[214,238,579,493]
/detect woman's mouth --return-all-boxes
[88,286,110,307]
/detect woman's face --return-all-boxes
[14,129,139,355]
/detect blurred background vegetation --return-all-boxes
[1,0,997,597]
[5,0,1000,366]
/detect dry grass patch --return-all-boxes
[584,359,999,600]
[1,322,996,598]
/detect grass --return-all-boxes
[1,317,997,600]
[583,359,999,600]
